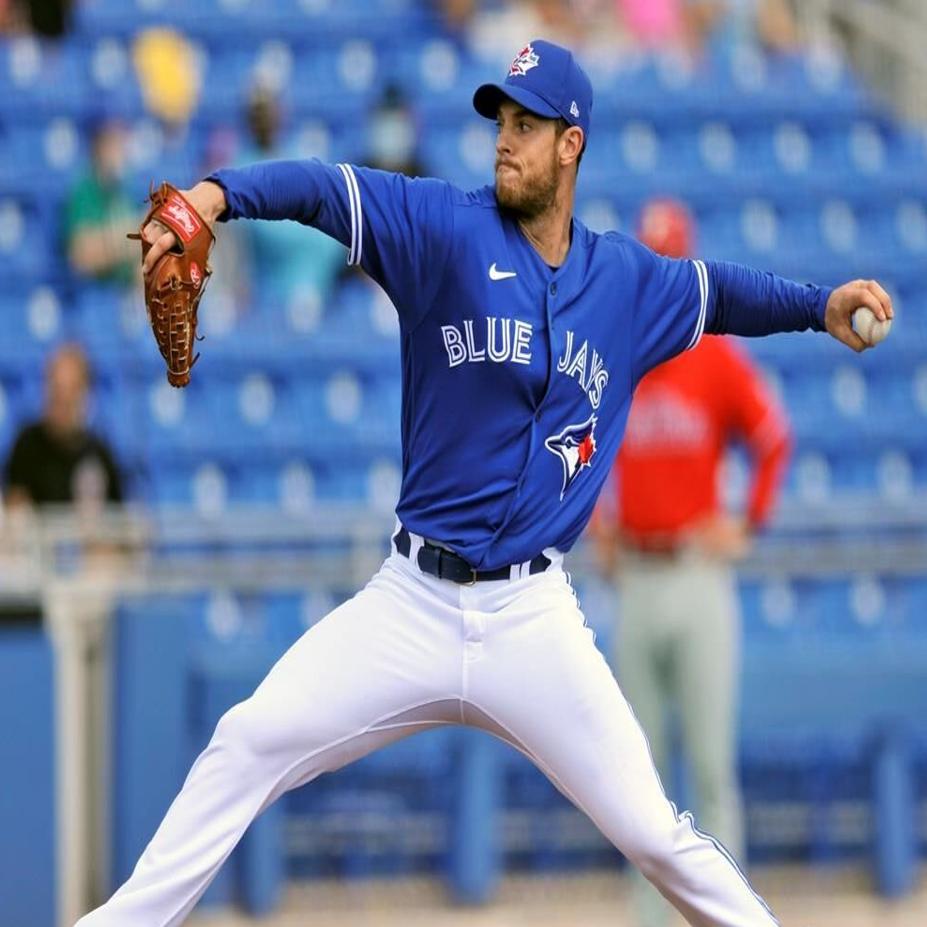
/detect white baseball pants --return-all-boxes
[76,538,778,927]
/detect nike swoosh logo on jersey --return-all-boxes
[489,263,517,281]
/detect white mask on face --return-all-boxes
[370,109,416,169]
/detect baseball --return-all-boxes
[853,306,891,345]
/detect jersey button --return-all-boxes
[535,411,542,422]
[549,282,557,296]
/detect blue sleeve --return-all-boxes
[703,260,830,338]
[630,240,831,379]
[206,159,455,329]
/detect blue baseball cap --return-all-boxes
[473,40,593,144]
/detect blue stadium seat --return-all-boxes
[878,198,927,256]
[142,377,215,454]
[310,460,376,502]
[392,40,490,122]
[0,39,88,117]
[0,197,54,283]
[420,122,495,192]
[260,590,328,648]
[740,577,800,639]
[212,373,300,449]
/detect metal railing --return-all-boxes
[15,494,927,590]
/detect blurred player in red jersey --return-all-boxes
[592,198,792,927]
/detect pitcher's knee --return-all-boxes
[212,698,273,762]
[213,693,320,768]
[626,819,685,881]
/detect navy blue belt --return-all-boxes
[393,526,551,585]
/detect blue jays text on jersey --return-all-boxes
[208,160,830,571]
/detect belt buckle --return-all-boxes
[463,567,478,586]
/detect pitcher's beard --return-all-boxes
[495,156,559,220]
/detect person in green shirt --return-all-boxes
[66,119,137,287]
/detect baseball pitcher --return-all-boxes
[80,39,892,927]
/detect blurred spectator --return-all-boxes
[617,0,691,50]
[0,0,15,33]
[367,83,427,177]
[436,0,475,35]
[590,198,791,927]
[3,342,128,918]
[3,344,122,512]
[65,119,137,287]
[338,84,431,308]
[8,0,72,37]
[715,0,798,54]
[131,27,204,192]
[193,122,250,325]
[465,1,592,62]
[616,0,798,57]
[132,28,201,130]
[234,84,346,308]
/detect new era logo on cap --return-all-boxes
[570,100,579,118]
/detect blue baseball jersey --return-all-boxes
[209,160,830,570]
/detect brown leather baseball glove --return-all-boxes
[129,183,215,387]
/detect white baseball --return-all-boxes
[853,306,891,346]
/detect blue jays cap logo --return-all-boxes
[509,44,540,78]
[545,415,597,500]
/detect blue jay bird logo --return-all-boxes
[509,44,540,78]
[545,415,598,500]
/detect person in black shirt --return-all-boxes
[5,344,125,915]
[4,343,122,510]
